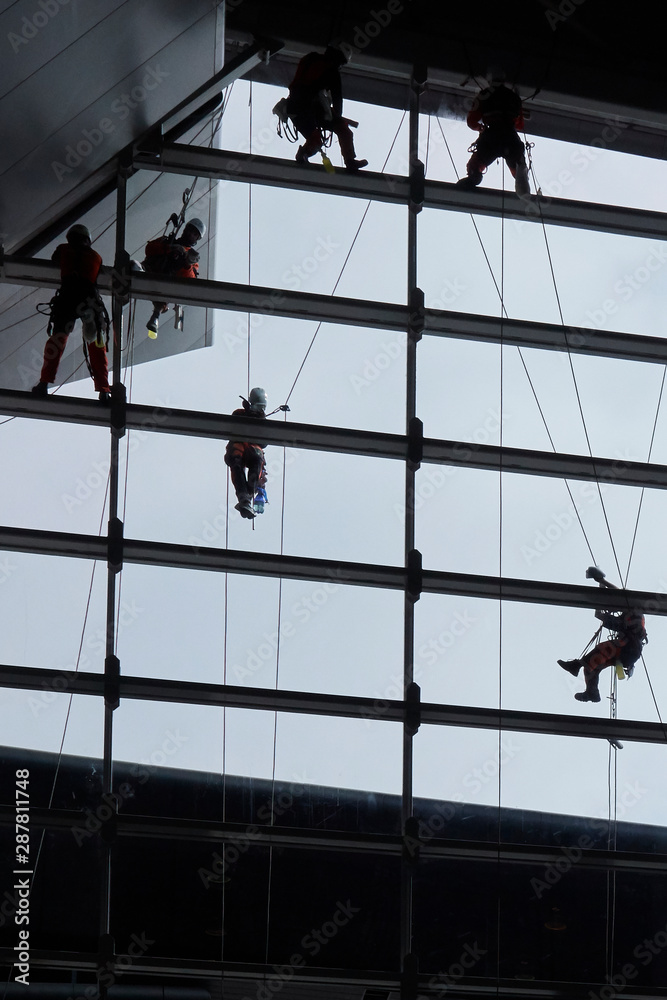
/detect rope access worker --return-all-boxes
[284,46,367,172]
[142,217,206,337]
[558,567,647,703]
[31,224,111,402]
[456,69,531,196]
[224,388,269,520]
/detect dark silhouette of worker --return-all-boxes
[31,224,111,402]
[285,46,367,172]
[224,388,269,520]
[456,70,530,196]
[142,217,206,337]
[558,567,647,703]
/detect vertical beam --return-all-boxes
[97,167,129,994]
[401,62,426,1000]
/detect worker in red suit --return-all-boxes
[558,567,647,703]
[142,217,206,336]
[456,70,530,196]
[31,224,111,402]
[224,388,269,520]
[286,46,367,171]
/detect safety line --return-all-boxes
[247,82,253,399]
[285,110,408,404]
[262,414,289,980]
[605,667,619,988]
[216,457,231,963]
[526,156,667,732]
[434,116,598,564]
[496,171,505,1000]
[528,165,624,582]
[114,300,136,645]
[623,365,667,586]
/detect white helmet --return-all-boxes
[184,217,206,241]
[248,387,267,412]
[67,224,92,245]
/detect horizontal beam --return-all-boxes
[134,142,667,242]
[2,389,667,490]
[3,257,666,365]
[2,802,667,872]
[6,951,667,1000]
[2,664,666,745]
[1,525,665,613]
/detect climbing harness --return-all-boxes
[272,95,341,172]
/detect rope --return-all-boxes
[219,466,230,964]
[263,413,289,983]
[285,111,408,404]
[247,82,253,399]
[496,168,505,1000]
[114,300,136,645]
[527,162,667,731]
[623,364,667,587]
[605,667,619,986]
[28,458,111,913]
[434,115,598,564]
[528,168,624,582]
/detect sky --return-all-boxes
[2,68,667,835]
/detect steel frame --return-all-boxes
[133,143,667,241]
[5,256,667,365]
[2,388,667,489]
[1,665,667,745]
[3,32,667,1000]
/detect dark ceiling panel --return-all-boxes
[0,0,222,249]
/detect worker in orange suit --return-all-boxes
[558,568,647,703]
[142,217,205,336]
[224,388,269,520]
[32,224,111,402]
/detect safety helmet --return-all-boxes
[248,387,267,412]
[129,259,144,273]
[67,224,92,245]
[324,45,349,66]
[183,217,206,242]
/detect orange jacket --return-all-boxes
[52,244,102,284]
[143,237,199,279]
[467,85,525,132]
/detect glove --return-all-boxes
[625,664,635,679]
[253,487,268,515]
[185,248,200,264]
[586,566,606,583]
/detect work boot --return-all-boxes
[174,305,184,331]
[147,312,160,338]
[575,687,601,703]
[295,146,312,165]
[558,658,582,677]
[456,173,483,190]
[31,381,49,398]
[345,158,368,172]
[235,495,255,519]
[98,390,111,405]
[514,164,530,196]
